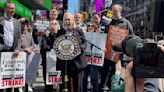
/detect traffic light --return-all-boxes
[63,0,68,10]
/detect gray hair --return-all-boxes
[112,4,123,12]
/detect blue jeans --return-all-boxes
[83,65,99,92]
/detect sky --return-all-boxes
[67,0,78,15]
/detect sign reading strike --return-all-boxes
[0,52,26,89]
[84,32,107,67]
[105,25,129,62]
[46,51,62,85]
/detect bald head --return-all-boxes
[112,4,122,19]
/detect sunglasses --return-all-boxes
[51,22,58,25]
[87,24,94,27]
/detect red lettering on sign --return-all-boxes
[86,56,102,64]
[48,76,62,83]
[1,79,24,87]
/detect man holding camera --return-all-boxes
[113,35,164,92]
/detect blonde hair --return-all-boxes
[49,20,60,30]
[63,13,76,29]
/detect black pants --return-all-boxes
[99,59,115,92]
[41,51,54,92]
[57,60,83,92]
[0,88,19,92]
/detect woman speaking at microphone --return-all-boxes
[56,13,87,92]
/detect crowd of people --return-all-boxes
[0,1,164,92]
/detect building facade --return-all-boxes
[78,0,92,13]
[124,0,153,38]
[113,0,158,38]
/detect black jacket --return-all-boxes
[106,17,134,35]
[40,28,87,73]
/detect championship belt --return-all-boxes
[54,35,81,60]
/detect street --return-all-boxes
[33,63,45,92]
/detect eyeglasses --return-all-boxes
[51,23,58,25]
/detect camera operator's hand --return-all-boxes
[115,60,122,75]
[125,61,134,92]
[161,47,164,52]
[125,61,145,92]
[158,40,164,52]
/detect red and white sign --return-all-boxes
[1,79,24,87]
[46,51,62,85]
[85,55,103,65]
[105,25,129,62]
[48,76,62,83]
[0,52,26,89]
[84,32,107,67]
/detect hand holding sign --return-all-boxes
[24,48,32,54]
[13,50,19,57]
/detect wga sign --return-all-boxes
[54,35,81,60]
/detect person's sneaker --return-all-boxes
[28,85,33,92]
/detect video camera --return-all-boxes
[113,35,164,78]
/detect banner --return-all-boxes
[0,52,26,89]
[105,25,129,62]
[46,51,62,85]
[26,52,40,84]
[84,32,107,67]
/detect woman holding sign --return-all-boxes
[83,22,100,92]
[19,18,36,92]
[40,20,61,92]
[19,18,35,54]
